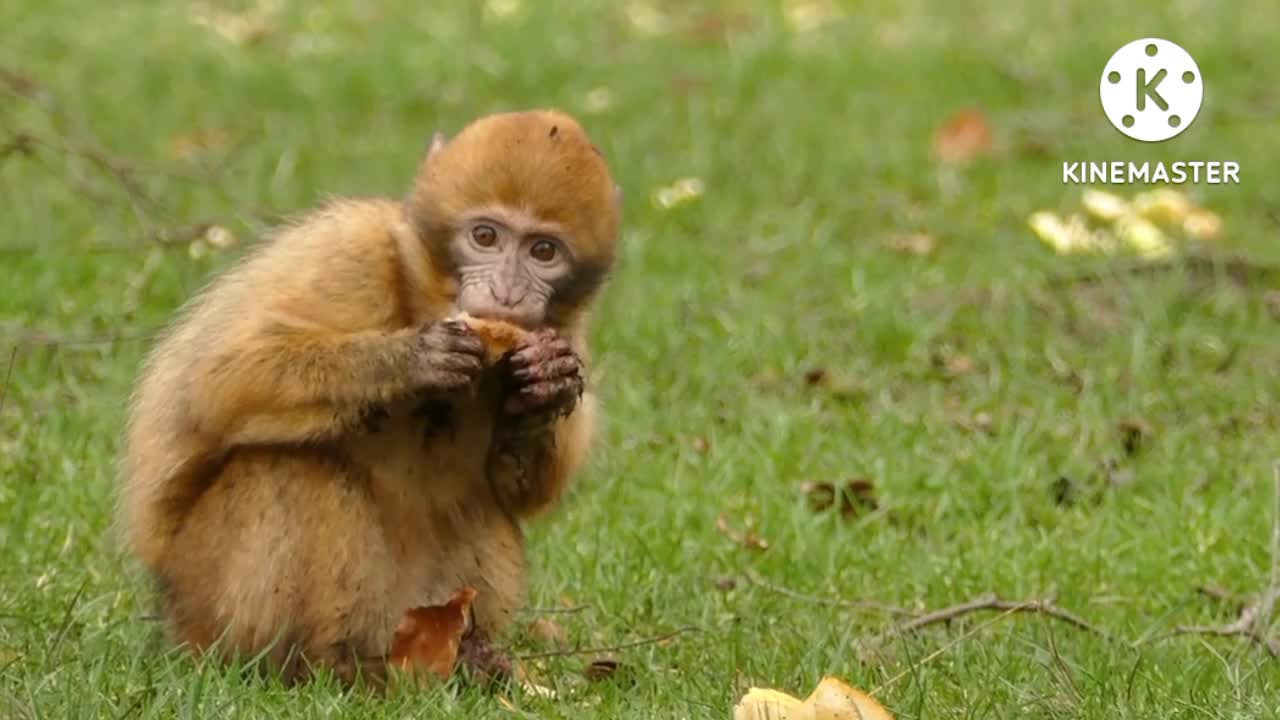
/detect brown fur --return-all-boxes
[118,109,617,686]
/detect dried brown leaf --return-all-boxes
[802,478,879,519]
[886,233,937,256]
[1117,418,1151,457]
[389,587,477,680]
[802,367,867,400]
[932,108,994,165]
[584,657,621,683]
[715,513,770,551]
[691,436,711,454]
[170,128,231,160]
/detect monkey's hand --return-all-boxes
[503,328,584,422]
[412,319,487,392]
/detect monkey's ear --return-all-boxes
[427,132,448,158]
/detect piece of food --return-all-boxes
[733,677,895,720]
[733,687,813,720]
[804,677,895,720]
[455,313,529,365]
[389,586,477,679]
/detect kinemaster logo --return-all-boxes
[1062,37,1239,186]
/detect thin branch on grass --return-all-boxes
[1,329,158,348]
[1046,254,1280,290]
[868,592,1118,645]
[516,625,698,661]
[1145,461,1280,657]
[519,604,592,615]
[870,605,1026,696]
[0,346,17,416]
[743,570,915,617]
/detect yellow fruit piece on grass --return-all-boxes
[1081,189,1130,223]
[1133,188,1191,225]
[734,688,813,720]
[804,677,895,720]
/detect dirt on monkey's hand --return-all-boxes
[388,586,477,680]
[505,328,584,418]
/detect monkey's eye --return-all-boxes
[529,239,558,263]
[471,225,498,248]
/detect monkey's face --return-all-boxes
[450,208,575,329]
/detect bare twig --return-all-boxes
[516,625,698,661]
[870,605,1025,696]
[0,329,158,348]
[744,571,914,617]
[0,346,16,416]
[1147,462,1280,657]
[519,604,591,615]
[870,593,1118,645]
[1047,254,1280,290]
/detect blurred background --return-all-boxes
[2,1,1279,717]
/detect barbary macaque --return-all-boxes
[118,109,620,686]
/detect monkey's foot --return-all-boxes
[456,632,515,688]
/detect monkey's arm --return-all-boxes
[488,392,597,519]
[179,201,482,447]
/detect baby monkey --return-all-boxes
[118,109,620,686]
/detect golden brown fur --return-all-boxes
[119,109,616,686]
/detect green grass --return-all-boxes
[3,0,1280,717]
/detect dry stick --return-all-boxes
[516,625,698,661]
[0,345,17,416]
[1153,462,1280,657]
[870,605,1025,697]
[870,593,1118,645]
[743,570,915,617]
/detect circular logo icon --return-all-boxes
[1099,38,1203,142]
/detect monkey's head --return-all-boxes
[407,109,621,330]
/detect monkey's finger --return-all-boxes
[510,337,573,368]
[504,377,581,414]
[430,371,477,391]
[434,351,485,375]
[512,355,580,383]
[431,334,485,359]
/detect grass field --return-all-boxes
[3,1,1280,717]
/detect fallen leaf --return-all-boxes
[802,368,867,400]
[1117,418,1151,457]
[931,108,994,166]
[1050,475,1075,507]
[953,411,994,435]
[716,514,770,551]
[389,587,477,680]
[170,128,232,160]
[714,576,738,592]
[691,436,711,454]
[527,617,568,647]
[885,233,936,256]
[802,479,879,519]
[584,657,621,683]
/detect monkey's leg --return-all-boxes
[488,392,597,519]
[158,447,400,688]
